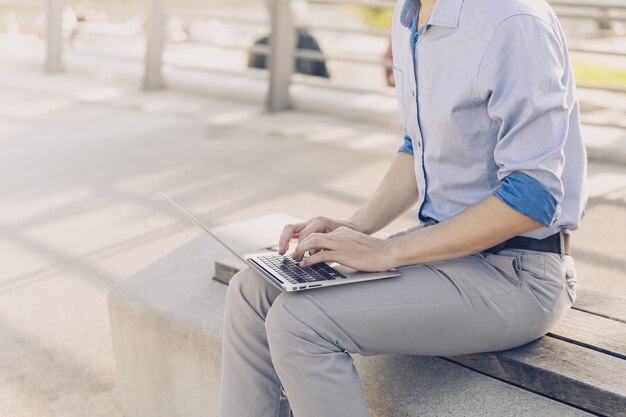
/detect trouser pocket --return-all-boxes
[565,268,577,304]
[563,256,577,305]
[482,251,523,288]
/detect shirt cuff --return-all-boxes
[493,171,558,227]
[398,134,414,154]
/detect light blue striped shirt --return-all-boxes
[391,0,588,239]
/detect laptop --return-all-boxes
[160,192,401,292]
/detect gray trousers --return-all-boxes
[218,248,577,417]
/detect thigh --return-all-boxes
[271,252,560,357]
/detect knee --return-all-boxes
[264,294,303,357]
[225,267,252,299]
[264,299,308,385]
[224,268,263,313]
[224,267,282,326]
[264,294,298,338]
[264,294,330,354]
[265,294,351,374]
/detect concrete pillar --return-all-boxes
[144,0,165,90]
[45,0,64,72]
[266,0,295,112]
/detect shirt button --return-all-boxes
[412,90,416,97]
[417,140,421,147]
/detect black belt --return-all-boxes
[484,231,570,256]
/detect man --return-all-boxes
[218,0,587,416]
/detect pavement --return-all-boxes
[0,60,625,417]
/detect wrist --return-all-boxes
[345,215,373,235]
[383,237,405,269]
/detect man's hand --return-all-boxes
[277,217,357,255]
[292,227,395,272]
[277,152,417,257]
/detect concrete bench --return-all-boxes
[108,214,625,417]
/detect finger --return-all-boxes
[297,220,328,242]
[292,234,329,260]
[293,234,338,260]
[278,225,295,255]
[299,249,334,268]
[278,222,307,254]
[330,225,355,236]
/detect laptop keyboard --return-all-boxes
[257,255,347,285]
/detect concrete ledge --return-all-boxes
[108,235,228,417]
[109,234,592,417]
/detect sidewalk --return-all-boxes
[2,33,626,165]
[0,64,625,417]
[0,65,415,417]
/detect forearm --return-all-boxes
[388,195,543,266]
[348,152,418,235]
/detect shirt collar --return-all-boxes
[400,0,464,29]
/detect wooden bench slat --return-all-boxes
[548,308,626,359]
[446,336,626,417]
[573,286,626,324]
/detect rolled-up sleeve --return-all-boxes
[398,129,414,154]
[476,15,568,227]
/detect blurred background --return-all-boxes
[0,0,625,416]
